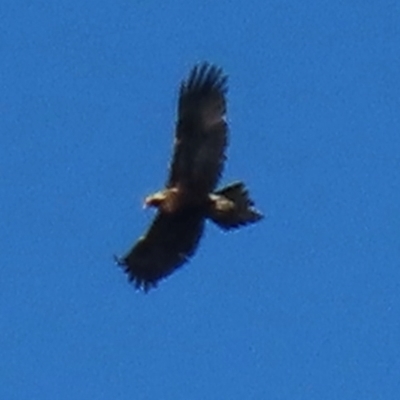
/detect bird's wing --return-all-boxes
[117,209,205,291]
[167,63,228,194]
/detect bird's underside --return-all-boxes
[116,62,263,291]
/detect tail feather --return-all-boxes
[209,181,263,230]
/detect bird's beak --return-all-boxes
[143,198,150,209]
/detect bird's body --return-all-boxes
[117,63,262,291]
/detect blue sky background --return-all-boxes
[1,1,400,399]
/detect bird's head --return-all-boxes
[143,191,167,209]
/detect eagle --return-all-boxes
[116,63,262,291]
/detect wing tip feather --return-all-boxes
[182,61,228,96]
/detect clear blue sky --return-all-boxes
[1,1,400,399]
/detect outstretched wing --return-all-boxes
[116,209,205,291]
[167,63,228,194]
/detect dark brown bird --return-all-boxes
[116,63,262,291]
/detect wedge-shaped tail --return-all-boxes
[208,181,263,230]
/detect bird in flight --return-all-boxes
[116,62,262,291]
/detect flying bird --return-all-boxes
[116,63,262,291]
